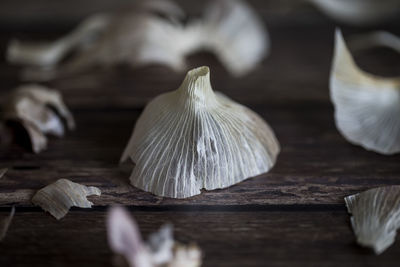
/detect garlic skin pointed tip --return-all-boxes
[330,30,400,155]
[122,66,280,198]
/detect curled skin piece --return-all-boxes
[107,206,202,267]
[309,0,400,25]
[330,30,400,155]
[121,66,280,198]
[32,179,101,220]
[348,31,400,54]
[7,0,268,80]
[4,84,75,153]
[345,186,400,254]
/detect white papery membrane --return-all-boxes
[330,29,400,155]
[6,0,269,80]
[345,186,400,254]
[121,66,280,198]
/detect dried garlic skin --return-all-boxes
[345,186,400,254]
[309,0,400,25]
[7,0,268,80]
[107,206,202,267]
[330,30,400,155]
[0,206,15,242]
[32,179,101,220]
[121,66,280,198]
[198,0,269,77]
[4,84,75,153]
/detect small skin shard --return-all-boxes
[3,84,75,153]
[345,186,400,254]
[107,206,202,267]
[0,169,7,179]
[0,206,15,242]
[32,179,101,220]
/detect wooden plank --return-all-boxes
[0,107,399,207]
[1,210,399,267]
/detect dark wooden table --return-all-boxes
[1,1,400,266]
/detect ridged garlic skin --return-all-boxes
[121,66,279,198]
[330,30,400,155]
[32,179,101,220]
[345,186,400,254]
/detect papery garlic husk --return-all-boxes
[0,206,15,242]
[121,66,280,198]
[7,0,189,81]
[32,179,101,220]
[345,186,400,254]
[0,169,7,179]
[4,84,75,153]
[196,0,269,76]
[348,31,400,54]
[330,30,400,155]
[7,0,268,80]
[309,0,400,25]
[107,206,202,267]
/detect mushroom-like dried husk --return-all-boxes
[32,179,101,220]
[309,0,400,25]
[107,206,201,267]
[4,84,75,153]
[330,30,400,155]
[121,66,280,198]
[0,206,15,242]
[345,186,400,254]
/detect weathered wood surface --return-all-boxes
[2,210,400,267]
[1,0,400,266]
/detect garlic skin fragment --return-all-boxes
[198,0,269,77]
[330,30,400,155]
[7,0,268,80]
[32,179,101,220]
[121,66,280,198]
[0,169,7,179]
[107,206,202,267]
[309,0,400,25]
[345,186,400,254]
[4,84,75,153]
[0,206,15,242]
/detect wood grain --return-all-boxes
[1,210,400,267]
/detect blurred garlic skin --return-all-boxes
[330,30,400,155]
[121,66,279,198]
[107,206,202,267]
[345,186,400,254]
[7,14,110,68]
[348,31,400,54]
[197,0,269,76]
[309,0,400,25]
[32,179,101,220]
[7,0,268,80]
[4,84,75,153]
[0,206,15,242]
